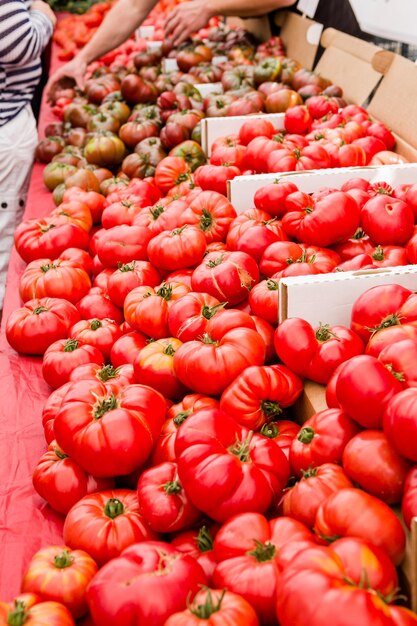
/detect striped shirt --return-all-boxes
[0,0,53,126]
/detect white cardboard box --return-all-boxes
[162,58,179,73]
[193,83,223,98]
[201,113,285,156]
[136,25,155,39]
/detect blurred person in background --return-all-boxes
[0,0,56,309]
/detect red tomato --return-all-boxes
[402,466,417,529]
[69,362,135,391]
[248,279,279,325]
[335,354,403,429]
[19,257,91,304]
[284,105,312,134]
[86,541,207,626]
[0,596,75,626]
[213,513,313,624]
[106,260,160,308]
[96,224,153,268]
[174,326,265,395]
[170,524,219,583]
[134,337,187,399]
[6,298,80,355]
[69,317,122,361]
[154,156,191,193]
[175,408,290,522]
[54,381,166,477]
[361,194,414,245]
[15,217,90,263]
[239,118,276,145]
[151,394,219,465]
[168,291,222,342]
[226,209,288,263]
[101,199,147,228]
[137,461,200,533]
[276,545,414,626]
[220,364,303,430]
[378,338,417,386]
[42,338,103,388]
[289,408,361,477]
[124,282,190,339]
[314,488,406,565]
[21,545,97,619]
[257,420,300,460]
[165,588,260,626]
[76,288,124,324]
[366,323,417,358]
[282,191,360,247]
[253,181,298,218]
[268,144,330,173]
[147,225,207,271]
[283,463,353,528]
[134,198,188,235]
[191,250,259,306]
[342,430,410,503]
[179,191,237,243]
[260,241,340,277]
[64,490,157,566]
[110,331,148,367]
[370,244,408,268]
[383,388,417,462]
[274,318,364,384]
[194,163,241,196]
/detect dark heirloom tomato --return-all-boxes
[6,298,80,355]
[212,513,313,625]
[86,541,207,626]
[220,364,303,430]
[152,394,219,465]
[175,409,290,522]
[64,490,157,566]
[289,408,361,477]
[165,588,260,626]
[283,464,353,528]
[54,381,166,477]
[32,441,114,515]
[274,318,364,385]
[137,461,200,533]
[314,488,406,565]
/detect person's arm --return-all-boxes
[46,0,158,94]
[0,0,55,66]
[165,0,296,45]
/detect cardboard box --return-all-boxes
[162,58,179,73]
[228,163,417,214]
[193,83,223,99]
[292,380,327,424]
[201,113,285,156]
[136,25,155,39]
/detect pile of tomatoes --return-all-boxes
[4,7,417,625]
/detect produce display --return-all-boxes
[3,1,417,624]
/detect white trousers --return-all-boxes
[0,105,38,308]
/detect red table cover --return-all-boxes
[0,37,67,599]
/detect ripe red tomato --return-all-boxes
[165,588,260,626]
[69,362,135,391]
[134,337,187,399]
[284,105,312,134]
[168,291,222,342]
[69,317,122,361]
[86,541,207,626]
[248,279,279,325]
[0,596,75,626]
[152,394,219,465]
[366,323,417,358]
[212,513,313,624]
[106,260,160,308]
[6,298,80,355]
[19,257,91,304]
[361,194,414,245]
[383,388,417,462]
[64,490,157,566]
[283,463,353,528]
[194,163,241,196]
[289,408,361,477]
[147,225,207,271]
[191,250,259,306]
[54,381,166,477]
[137,461,201,533]
[226,209,288,263]
[179,191,237,243]
[314,488,406,565]
[110,331,148,367]
[170,524,219,583]
[260,241,340,277]
[32,440,114,515]
[77,288,124,324]
[96,224,153,267]
[42,338,103,388]
[239,118,276,145]
[220,364,303,430]
[274,318,364,384]
[175,408,290,522]
[253,181,298,217]
[335,354,404,428]
[21,545,98,619]
[342,430,410,503]
[15,217,89,263]
[154,156,191,193]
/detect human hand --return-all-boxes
[31,0,57,27]
[164,0,213,46]
[45,55,88,101]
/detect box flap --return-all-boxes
[275,11,322,70]
[314,28,383,105]
[368,52,417,150]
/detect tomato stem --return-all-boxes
[164,343,176,356]
[40,263,58,272]
[196,525,214,552]
[298,426,315,444]
[98,365,120,382]
[32,306,48,315]
[300,466,318,479]
[207,255,224,268]
[173,410,190,426]
[170,225,187,237]
[157,283,173,301]
[117,261,136,272]
[266,279,279,291]
[315,323,339,343]
[200,208,213,232]
[261,400,282,419]
[189,589,226,619]
[54,549,74,569]
[7,600,28,626]
[201,302,226,320]
[63,339,79,352]
[90,319,102,331]
[163,480,182,495]
[372,245,385,261]
[94,393,118,419]
[365,313,402,336]
[248,539,276,562]
[104,498,125,519]
[54,447,69,460]
[260,422,279,438]
[229,430,254,462]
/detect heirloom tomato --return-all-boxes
[154,156,191,193]
[21,545,97,618]
[137,461,201,533]
[361,194,414,246]
[249,279,279,325]
[134,198,187,235]
[289,408,361,476]
[0,596,75,626]
[258,420,300,460]
[274,318,364,384]
[106,260,161,308]
[220,364,303,430]
[314,488,406,565]
[168,292,222,342]
[96,224,152,267]
[64,490,157,566]
[101,199,150,229]
[110,330,148,367]
[32,441,114,515]
[194,163,241,196]
[147,225,207,271]
[226,209,287,263]
[253,180,298,218]
[134,337,186,399]
[54,381,166,477]
[14,218,89,263]
[378,338,417,386]
[69,362,135,391]
[180,190,237,243]
[383,388,417,462]
[366,323,417,358]
[260,241,340,277]
[19,258,91,304]
[42,338,103,389]
[76,288,124,324]
[165,588,260,626]
[69,317,122,361]
[175,409,290,522]
[268,144,329,173]
[86,541,207,626]
[6,298,80,355]
[171,524,219,583]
